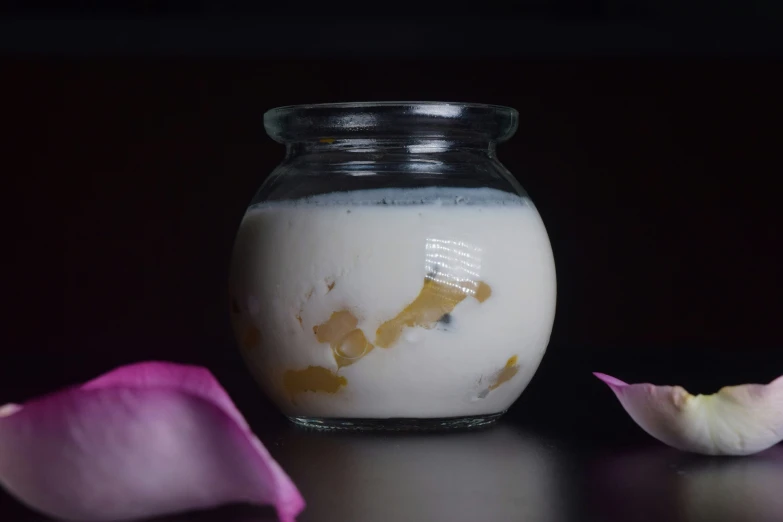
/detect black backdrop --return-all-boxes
[2,9,783,443]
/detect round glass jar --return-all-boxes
[229,102,556,430]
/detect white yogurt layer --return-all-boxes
[229,187,556,418]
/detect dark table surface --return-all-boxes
[3,54,783,522]
[2,414,782,522]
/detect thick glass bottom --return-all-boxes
[287,412,505,432]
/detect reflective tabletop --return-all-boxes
[3,418,781,522]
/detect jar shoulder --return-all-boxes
[253,151,528,204]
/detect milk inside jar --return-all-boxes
[229,186,556,422]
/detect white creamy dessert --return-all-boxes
[229,187,556,419]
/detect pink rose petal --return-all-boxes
[0,362,305,522]
[595,372,783,456]
[82,361,249,430]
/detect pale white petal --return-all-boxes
[595,372,783,456]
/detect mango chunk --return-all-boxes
[313,310,358,343]
[375,278,492,348]
[333,329,374,368]
[488,355,519,391]
[313,310,373,367]
[283,366,347,401]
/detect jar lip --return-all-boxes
[266,101,517,112]
[264,101,519,144]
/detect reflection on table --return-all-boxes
[273,423,573,522]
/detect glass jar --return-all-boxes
[229,102,556,430]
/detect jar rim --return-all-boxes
[266,101,517,112]
[264,101,519,144]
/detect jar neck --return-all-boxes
[285,138,497,158]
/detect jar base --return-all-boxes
[287,412,505,432]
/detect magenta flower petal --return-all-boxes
[595,372,783,456]
[82,361,250,430]
[0,362,305,522]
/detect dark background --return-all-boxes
[2,3,783,444]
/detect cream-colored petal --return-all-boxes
[595,373,783,456]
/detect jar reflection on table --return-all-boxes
[271,424,572,522]
[229,103,557,429]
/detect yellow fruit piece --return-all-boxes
[474,281,492,303]
[313,310,358,343]
[313,310,374,367]
[283,366,347,401]
[488,355,519,391]
[375,278,492,348]
[333,329,374,368]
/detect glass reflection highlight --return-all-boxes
[425,238,483,296]
[409,104,463,118]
